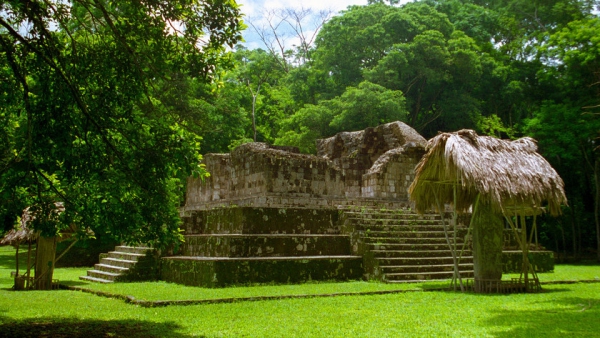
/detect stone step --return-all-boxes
[364,237,452,245]
[100,257,138,268]
[79,275,114,284]
[115,246,152,254]
[93,263,130,275]
[368,243,468,250]
[181,234,351,257]
[357,224,458,232]
[379,263,473,274]
[383,270,475,282]
[85,269,121,281]
[344,212,441,220]
[371,249,470,258]
[107,251,145,261]
[349,218,442,227]
[375,256,474,266]
[362,230,457,238]
[81,246,156,284]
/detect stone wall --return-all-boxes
[362,145,425,200]
[184,143,346,211]
[181,207,344,235]
[184,121,427,212]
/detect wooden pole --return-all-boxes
[534,215,539,250]
[54,239,78,265]
[432,187,463,292]
[458,194,479,262]
[453,180,460,290]
[15,243,20,276]
[26,241,32,289]
[521,215,529,292]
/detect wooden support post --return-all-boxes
[15,243,20,276]
[26,241,32,289]
[521,215,529,292]
[432,187,463,292]
[458,194,479,263]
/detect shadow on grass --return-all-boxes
[60,280,92,287]
[0,246,30,270]
[0,316,196,338]
[486,296,600,337]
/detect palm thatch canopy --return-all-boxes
[409,129,567,217]
[0,223,38,246]
[0,202,79,246]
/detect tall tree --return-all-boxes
[528,17,600,260]
[0,0,243,287]
[313,3,454,97]
[276,81,407,153]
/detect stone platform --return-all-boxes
[161,255,363,287]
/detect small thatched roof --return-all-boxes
[0,206,42,246]
[0,224,38,246]
[0,202,79,246]
[408,129,567,216]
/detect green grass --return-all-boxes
[1,245,600,337]
[504,263,600,282]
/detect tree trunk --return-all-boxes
[472,201,504,292]
[34,236,56,290]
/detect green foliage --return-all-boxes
[276,81,407,153]
[276,104,335,154]
[0,1,243,246]
[477,114,516,139]
[313,3,454,96]
[365,29,486,133]
[329,81,408,131]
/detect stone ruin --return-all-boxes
[183,121,427,211]
[154,121,552,287]
[160,121,446,287]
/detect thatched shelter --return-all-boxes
[408,129,567,292]
[409,129,566,216]
[0,202,81,290]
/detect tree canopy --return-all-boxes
[0,0,243,246]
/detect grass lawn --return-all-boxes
[1,245,599,337]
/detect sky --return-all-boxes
[237,0,414,50]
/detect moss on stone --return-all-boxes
[161,258,363,288]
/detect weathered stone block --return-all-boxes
[181,207,343,235]
[161,257,364,287]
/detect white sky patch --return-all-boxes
[239,0,367,18]
[238,0,414,50]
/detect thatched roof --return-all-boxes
[408,129,567,216]
[0,202,80,246]
[0,206,42,246]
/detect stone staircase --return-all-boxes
[344,208,474,283]
[80,246,152,283]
